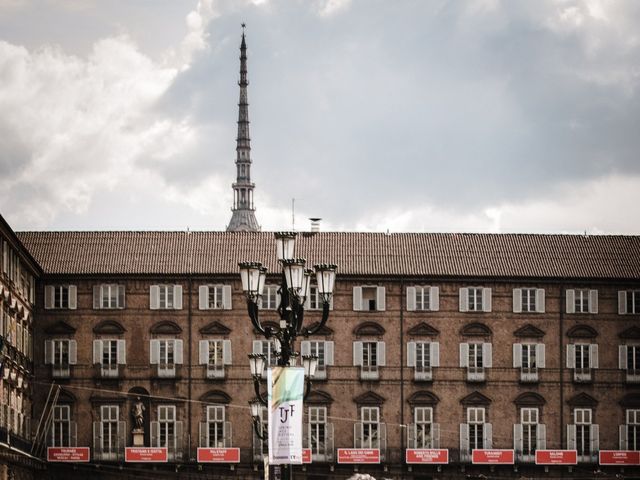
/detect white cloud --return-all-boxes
[178,0,219,69]
[315,0,351,17]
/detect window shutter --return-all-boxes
[513,289,522,313]
[377,287,386,311]
[378,341,386,366]
[174,285,183,310]
[117,285,125,309]
[619,345,628,369]
[536,343,546,368]
[224,422,232,448]
[70,420,77,447]
[353,341,363,366]
[174,340,184,364]
[406,287,416,311]
[200,422,208,448]
[223,340,232,365]
[199,340,209,365]
[354,422,363,448]
[352,287,362,311]
[223,285,232,310]
[537,424,547,450]
[460,424,469,456]
[566,344,576,368]
[431,342,440,367]
[566,289,575,314]
[304,292,310,309]
[482,288,492,312]
[589,344,599,368]
[483,343,492,368]
[567,425,576,450]
[513,423,523,453]
[44,340,52,365]
[117,340,126,364]
[150,285,159,310]
[619,291,628,315]
[459,288,468,312]
[620,425,628,450]
[93,286,101,309]
[590,424,599,454]
[536,288,545,313]
[150,340,160,364]
[460,343,469,368]
[483,423,493,449]
[407,424,416,449]
[589,289,598,314]
[93,340,103,364]
[93,422,102,454]
[325,341,334,366]
[199,286,209,310]
[432,423,440,448]
[69,340,77,365]
[430,286,440,311]
[301,341,311,356]
[252,340,262,354]
[513,344,522,368]
[44,286,54,309]
[407,342,416,367]
[151,421,159,447]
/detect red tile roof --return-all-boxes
[16,231,640,280]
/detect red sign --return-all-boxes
[125,447,168,462]
[302,448,312,464]
[337,449,380,464]
[406,449,449,464]
[472,449,515,464]
[197,448,240,463]
[599,450,640,465]
[47,447,90,462]
[536,450,577,465]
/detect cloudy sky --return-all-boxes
[1,0,639,233]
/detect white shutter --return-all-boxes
[566,289,575,314]
[567,344,576,368]
[117,340,126,364]
[353,287,362,311]
[117,285,125,308]
[377,341,386,366]
[431,342,440,367]
[199,286,209,310]
[513,344,522,368]
[407,342,416,367]
[460,343,469,367]
[93,285,101,309]
[44,286,54,309]
[174,285,183,310]
[150,340,160,364]
[537,424,547,450]
[223,285,232,310]
[482,288,492,312]
[536,288,545,313]
[353,341,363,366]
[44,340,52,365]
[483,343,492,368]
[175,340,184,364]
[514,424,523,452]
[536,343,546,368]
[252,340,262,354]
[567,425,576,450]
[620,425,628,450]
[69,340,77,365]
[459,288,469,312]
[589,289,598,314]
[325,341,334,366]
[619,291,628,315]
[620,345,628,369]
[430,286,440,311]
[513,289,522,313]
[483,423,493,449]
[150,285,160,310]
[377,287,386,311]
[93,340,103,364]
[590,344,599,368]
[590,424,599,453]
[460,424,469,456]
[301,341,311,356]
[223,340,232,365]
[406,287,416,311]
[199,340,209,365]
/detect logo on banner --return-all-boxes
[267,367,304,465]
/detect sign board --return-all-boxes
[406,449,449,464]
[535,450,577,465]
[125,447,168,462]
[302,448,312,464]
[472,449,515,464]
[599,450,640,465]
[267,367,304,465]
[337,449,380,464]
[47,447,90,462]
[197,447,240,463]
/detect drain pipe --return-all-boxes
[559,283,565,448]
[400,277,405,480]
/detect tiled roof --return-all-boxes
[15,231,640,280]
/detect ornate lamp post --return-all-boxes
[239,232,337,476]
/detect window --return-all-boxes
[93,339,125,377]
[357,407,381,449]
[513,288,545,313]
[624,410,640,451]
[308,406,333,461]
[305,285,333,311]
[459,287,492,312]
[301,341,334,380]
[150,339,183,377]
[252,406,268,461]
[44,285,77,310]
[97,405,122,460]
[569,408,598,462]
[353,286,385,311]
[45,339,77,378]
[460,343,492,381]
[50,406,73,447]
[407,342,440,381]
[93,284,125,309]
[468,407,485,451]
[412,407,438,448]
[260,285,280,310]
[198,285,232,310]
[199,339,232,378]
[518,408,541,461]
[150,285,182,310]
[566,289,598,314]
[203,406,227,448]
[353,341,386,380]
[619,345,640,382]
[513,344,545,382]
[567,344,598,382]
[619,290,640,315]
[156,405,176,450]
[406,286,440,311]
[252,340,280,373]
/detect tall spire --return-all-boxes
[227,24,260,232]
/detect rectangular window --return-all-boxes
[574,408,592,458]
[468,288,483,312]
[253,340,279,370]
[308,285,320,310]
[575,289,589,313]
[415,287,431,311]
[360,407,380,449]
[159,285,174,309]
[159,340,175,374]
[102,340,118,377]
[521,288,536,313]
[52,340,71,377]
[206,406,225,448]
[521,344,538,382]
[625,291,640,315]
[521,408,539,457]
[101,405,120,459]
[208,339,224,373]
[626,409,640,451]
[362,287,378,311]
[575,344,591,381]
[468,407,485,451]
[468,343,484,374]
[94,284,124,309]
[261,285,279,310]
[309,406,328,460]
[414,407,434,448]
[54,286,70,309]
[208,286,224,309]
[308,341,326,374]
[362,341,379,379]
[628,345,640,378]
[51,405,71,447]
[158,405,176,448]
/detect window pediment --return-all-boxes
[567,325,598,339]
[407,391,440,406]
[619,326,640,339]
[620,394,640,408]
[93,320,126,335]
[306,390,333,405]
[304,322,334,337]
[460,322,492,337]
[200,390,231,405]
[45,321,76,336]
[354,391,385,405]
[200,321,232,335]
[568,392,598,407]
[150,320,182,335]
[407,322,440,337]
[353,322,385,337]
[460,391,491,406]
[513,324,545,338]
[514,392,546,407]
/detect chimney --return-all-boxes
[309,218,322,232]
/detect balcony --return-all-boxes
[626,369,640,384]
[199,421,232,447]
[94,363,123,380]
[467,366,485,382]
[360,365,379,381]
[354,422,387,462]
[303,423,334,462]
[206,364,225,380]
[407,423,440,448]
[52,364,71,379]
[520,366,538,383]
[574,367,592,383]
[93,421,125,461]
[151,420,184,461]
[414,365,432,382]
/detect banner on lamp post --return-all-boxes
[267,366,304,465]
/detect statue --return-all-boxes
[132,397,145,431]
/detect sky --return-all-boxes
[0,0,639,233]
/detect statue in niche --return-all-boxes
[132,397,145,431]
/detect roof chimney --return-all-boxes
[309,218,322,232]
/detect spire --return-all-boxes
[227,25,260,232]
